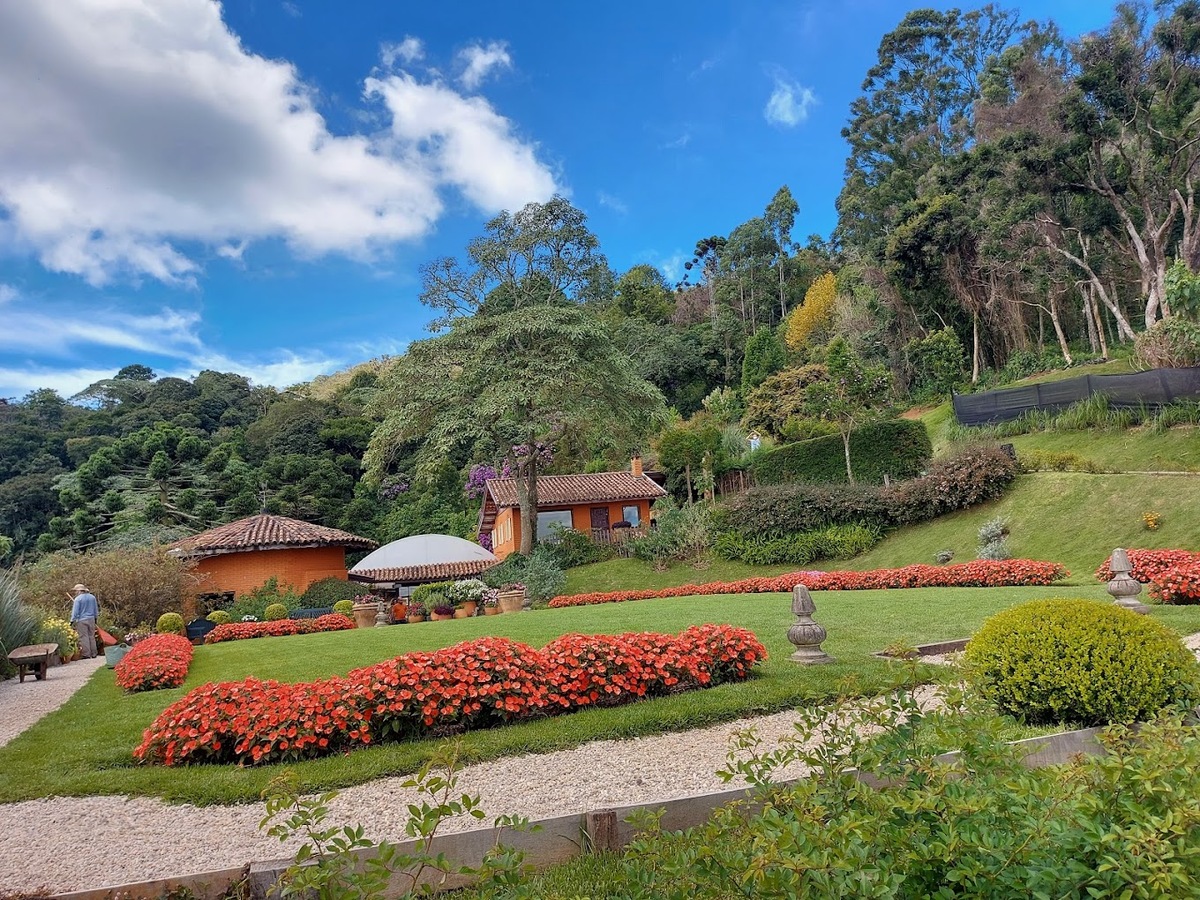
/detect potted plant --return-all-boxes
[449,579,486,616]
[406,602,427,624]
[497,582,526,614]
[430,603,455,621]
[351,593,381,629]
[482,588,500,616]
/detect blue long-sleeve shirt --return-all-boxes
[70,592,99,623]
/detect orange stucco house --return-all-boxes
[478,457,668,559]
[168,513,377,601]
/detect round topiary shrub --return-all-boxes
[155,612,185,636]
[332,599,354,615]
[965,598,1200,726]
[263,603,288,621]
[206,610,231,626]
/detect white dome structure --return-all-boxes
[349,534,498,586]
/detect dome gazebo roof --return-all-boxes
[349,534,498,585]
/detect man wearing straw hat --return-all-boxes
[68,584,99,659]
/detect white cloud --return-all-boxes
[0,284,17,304]
[281,2,301,18]
[0,296,387,398]
[598,191,628,215]
[366,73,558,213]
[457,41,512,90]
[0,3,557,286]
[0,366,125,399]
[764,74,817,127]
[382,36,424,68]
[661,132,691,150]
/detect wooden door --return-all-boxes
[590,506,610,531]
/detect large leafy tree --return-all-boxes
[1058,1,1200,326]
[365,305,667,554]
[418,195,613,326]
[369,198,666,554]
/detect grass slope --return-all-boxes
[843,472,1200,582]
[3,584,1177,806]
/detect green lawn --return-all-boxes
[4,583,1182,807]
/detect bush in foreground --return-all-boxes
[549,559,1069,608]
[964,598,1200,726]
[618,686,1200,899]
[135,626,767,766]
[114,634,194,693]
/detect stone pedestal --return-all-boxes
[1107,548,1149,614]
[374,601,390,627]
[788,584,834,665]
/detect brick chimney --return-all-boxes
[631,453,643,478]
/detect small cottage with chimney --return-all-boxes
[477,456,668,559]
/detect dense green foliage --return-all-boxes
[614,692,1200,899]
[965,599,1200,725]
[750,419,931,486]
[714,523,882,566]
[300,577,361,607]
[726,446,1017,537]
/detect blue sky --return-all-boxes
[0,1,1112,400]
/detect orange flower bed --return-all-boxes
[1094,549,1200,584]
[134,625,766,767]
[204,613,354,644]
[114,634,194,693]
[548,559,1069,608]
[1150,561,1200,604]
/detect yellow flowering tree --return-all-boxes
[785,272,838,350]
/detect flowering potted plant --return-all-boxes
[351,592,381,629]
[482,588,500,616]
[449,579,487,616]
[405,602,427,624]
[497,582,525,614]
[430,603,455,621]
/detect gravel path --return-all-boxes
[0,654,106,748]
[2,637,1198,895]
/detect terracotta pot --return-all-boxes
[460,601,479,615]
[483,606,500,616]
[351,603,378,629]
[497,590,525,614]
[406,614,426,624]
[430,612,453,621]
[453,608,470,619]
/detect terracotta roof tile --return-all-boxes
[485,472,667,508]
[349,559,498,584]
[169,514,376,558]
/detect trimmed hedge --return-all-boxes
[750,419,932,486]
[714,523,882,566]
[722,445,1018,537]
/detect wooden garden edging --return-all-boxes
[49,725,1106,900]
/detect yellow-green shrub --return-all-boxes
[206,610,231,626]
[36,616,79,659]
[332,599,354,615]
[155,612,185,635]
[965,598,1200,726]
[263,603,289,621]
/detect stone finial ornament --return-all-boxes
[374,600,390,627]
[1107,548,1149,615]
[788,584,835,664]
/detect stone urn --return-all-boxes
[787,585,835,665]
[351,602,377,629]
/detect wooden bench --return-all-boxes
[7,643,60,683]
